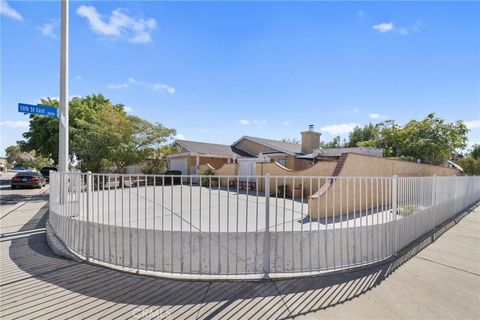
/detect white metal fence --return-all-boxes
[49,172,480,279]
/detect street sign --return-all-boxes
[18,103,58,117]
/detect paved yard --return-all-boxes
[1,174,479,319]
[55,184,393,232]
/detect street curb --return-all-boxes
[45,219,83,263]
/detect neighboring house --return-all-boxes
[0,157,6,173]
[167,125,385,174]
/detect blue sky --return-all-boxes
[1,1,479,156]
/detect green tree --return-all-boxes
[395,113,468,163]
[470,144,480,160]
[355,114,468,164]
[346,124,378,147]
[141,145,179,174]
[106,115,176,173]
[20,94,176,172]
[320,136,345,148]
[458,156,480,175]
[365,120,403,157]
[19,98,60,163]
[5,144,53,170]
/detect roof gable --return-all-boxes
[232,136,302,156]
[174,140,251,157]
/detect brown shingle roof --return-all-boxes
[232,136,302,155]
[174,140,252,157]
[314,147,384,158]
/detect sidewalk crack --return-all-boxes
[415,256,480,277]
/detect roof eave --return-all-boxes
[231,136,297,156]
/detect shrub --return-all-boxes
[201,169,218,187]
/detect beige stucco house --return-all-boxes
[167,126,383,174]
[167,140,250,175]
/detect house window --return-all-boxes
[278,159,286,167]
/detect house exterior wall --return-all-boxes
[292,157,312,170]
[339,153,459,177]
[308,153,460,218]
[184,156,230,174]
[200,157,229,169]
[268,155,288,165]
[256,161,338,195]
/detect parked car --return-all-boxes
[11,166,27,172]
[11,166,37,172]
[40,166,57,182]
[11,172,46,189]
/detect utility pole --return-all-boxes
[59,0,69,172]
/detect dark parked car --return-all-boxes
[11,166,36,172]
[40,166,57,182]
[11,172,46,189]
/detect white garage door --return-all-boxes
[169,158,188,175]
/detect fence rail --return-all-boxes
[49,172,480,279]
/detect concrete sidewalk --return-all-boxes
[1,192,479,319]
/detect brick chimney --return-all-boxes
[301,125,321,154]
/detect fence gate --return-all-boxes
[238,157,269,178]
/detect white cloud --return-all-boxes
[399,21,422,35]
[0,120,29,128]
[39,21,57,38]
[76,5,156,44]
[369,113,387,119]
[175,133,185,140]
[253,118,267,125]
[373,21,421,35]
[465,119,480,129]
[282,121,290,126]
[153,84,176,94]
[75,75,82,80]
[353,108,360,113]
[0,0,23,21]
[320,123,359,135]
[125,78,175,94]
[357,10,364,17]
[239,118,267,126]
[124,106,133,113]
[373,22,394,33]
[108,83,129,89]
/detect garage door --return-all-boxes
[169,158,188,175]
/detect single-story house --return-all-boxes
[167,125,386,174]
[167,140,252,175]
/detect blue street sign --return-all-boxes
[18,103,58,117]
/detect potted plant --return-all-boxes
[201,168,218,187]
